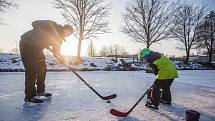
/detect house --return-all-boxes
[189,54,215,64]
[198,54,215,64]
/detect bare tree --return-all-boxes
[99,45,129,57]
[119,46,129,56]
[0,48,3,52]
[54,0,110,61]
[87,39,96,57]
[99,46,108,57]
[121,0,175,48]
[10,48,19,53]
[108,45,114,55]
[196,10,215,63]
[113,44,120,55]
[0,0,17,23]
[170,2,206,63]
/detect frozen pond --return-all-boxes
[0,70,215,121]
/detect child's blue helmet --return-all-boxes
[139,48,151,59]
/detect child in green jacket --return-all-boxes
[139,48,178,109]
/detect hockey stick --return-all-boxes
[49,49,117,100]
[110,86,152,117]
[66,64,117,100]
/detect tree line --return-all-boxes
[87,40,129,57]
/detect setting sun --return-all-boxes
[60,36,77,56]
[61,36,92,57]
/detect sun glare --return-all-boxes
[60,37,77,56]
[60,35,102,57]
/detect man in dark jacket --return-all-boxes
[139,48,178,109]
[19,20,73,104]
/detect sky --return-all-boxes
[0,0,215,57]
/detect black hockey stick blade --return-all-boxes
[102,94,117,100]
[110,109,129,117]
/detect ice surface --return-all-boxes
[0,70,215,121]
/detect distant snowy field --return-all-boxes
[0,70,215,121]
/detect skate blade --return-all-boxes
[145,104,159,110]
[23,102,43,108]
[45,96,52,100]
[34,96,52,101]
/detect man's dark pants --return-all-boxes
[20,40,47,100]
[151,79,174,107]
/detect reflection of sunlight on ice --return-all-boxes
[94,84,101,87]
[0,91,22,99]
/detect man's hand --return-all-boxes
[57,56,66,64]
[47,47,65,65]
[53,53,65,65]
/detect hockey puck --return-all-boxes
[106,100,111,103]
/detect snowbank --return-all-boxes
[0,53,145,72]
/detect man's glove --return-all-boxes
[58,57,65,64]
